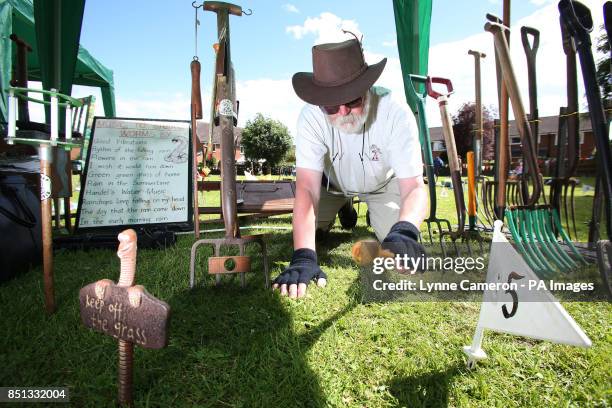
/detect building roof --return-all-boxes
[428,112,596,142]
[195,120,242,146]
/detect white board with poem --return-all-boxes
[77,118,191,229]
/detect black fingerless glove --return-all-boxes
[273,248,328,286]
[382,221,427,270]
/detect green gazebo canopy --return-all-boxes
[393,0,432,114]
[0,0,116,124]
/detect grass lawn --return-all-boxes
[0,175,610,407]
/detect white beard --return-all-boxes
[326,92,370,134]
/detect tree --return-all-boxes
[596,27,611,104]
[241,113,292,174]
[451,102,496,161]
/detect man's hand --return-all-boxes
[272,248,327,298]
[381,221,427,271]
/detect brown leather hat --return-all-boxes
[292,39,387,106]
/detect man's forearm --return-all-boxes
[398,181,428,227]
[292,184,319,251]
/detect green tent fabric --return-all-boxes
[393,0,432,114]
[0,0,115,124]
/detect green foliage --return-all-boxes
[242,113,292,171]
[205,156,218,169]
[452,102,496,160]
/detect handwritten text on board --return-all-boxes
[78,119,189,228]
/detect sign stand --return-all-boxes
[463,220,591,369]
[79,230,170,406]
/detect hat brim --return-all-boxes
[292,58,387,106]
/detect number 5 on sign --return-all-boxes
[463,220,591,369]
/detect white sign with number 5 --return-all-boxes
[463,220,592,369]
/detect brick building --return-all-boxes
[195,120,245,164]
[428,112,599,161]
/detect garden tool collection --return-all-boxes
[406,74,452,253]
[486,18,586,278]
[559,0,612,295]
[189,1,269,288]
[549,20,581,241]
[427,77,483,254]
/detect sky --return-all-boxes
[63,0,607,138]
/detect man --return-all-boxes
[272,37,428,298]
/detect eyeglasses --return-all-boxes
[320,96,363,115]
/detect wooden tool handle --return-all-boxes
[520,26,540,57]
[467,152,477,217]
[190,60,203,119]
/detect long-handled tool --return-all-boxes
[520,26,541,205]
[191,2,204,238]
[486,20,586,277]
[549,20,581,240]
[468,50,486,178]
[468,49,496,232]
[560,0,612,296]
[406,74,452,253]
[427,77,484,254]
[487,11,512,221]
[189,1,268,288]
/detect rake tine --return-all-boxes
[518,209,549,274]
[542,208,576,270]
[552,208,588,265]
[426,220,434,243]
[436,220,448,258]
[452,238,460,257]
[485,181,494,222]
[480,181,490,224]
[506,209,541,274]
[533,210,568,271]
[466,238,473,257]
[538,175,548,205]
[528,209,560,274]
[562,181,571,239]
[569,180,578,241]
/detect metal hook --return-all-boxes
[192,1,202,9]
[242,8,253,16]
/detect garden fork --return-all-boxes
[406,74,452,255]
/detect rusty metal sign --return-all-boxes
[79,280,170,350]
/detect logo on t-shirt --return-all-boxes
[370,144,382,161]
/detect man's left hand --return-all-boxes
[381,221,427,271]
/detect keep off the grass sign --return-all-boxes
[79,281,170,349]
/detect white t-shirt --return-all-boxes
[296,86,422,195]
